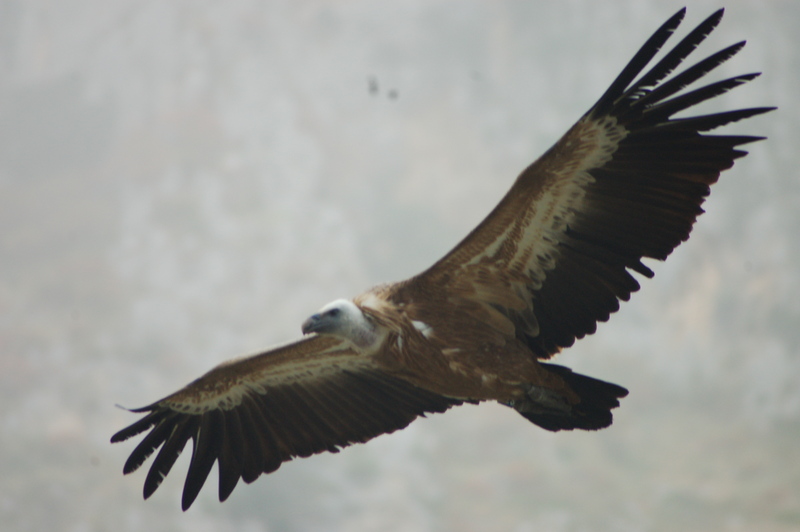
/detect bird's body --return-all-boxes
[112,8,773,510]
[352,287,558,403]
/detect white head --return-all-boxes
[301,299,379,349]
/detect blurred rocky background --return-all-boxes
[1,1,796,531]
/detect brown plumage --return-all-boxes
[111,8,773,510]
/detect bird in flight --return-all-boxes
[112,8,773,510]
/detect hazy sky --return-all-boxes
[2,1,798,531]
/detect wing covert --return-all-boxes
[111,334,460,510]
[414,8,773,358]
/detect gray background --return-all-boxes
[2,1,797,531]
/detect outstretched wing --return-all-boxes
[414,8,773,358]
[111,334,459,510]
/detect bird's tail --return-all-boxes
[510,363,628,431]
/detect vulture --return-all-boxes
[112,8,773,510]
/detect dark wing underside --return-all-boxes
[111,335,460,510]
[414,8,773,359]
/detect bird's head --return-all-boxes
[301,299,352,335]
[301,298,376,344]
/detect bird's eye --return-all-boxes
[327,308,341,317]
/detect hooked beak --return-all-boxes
[301,313,322,335]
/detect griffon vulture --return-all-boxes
[112,8,773,510]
